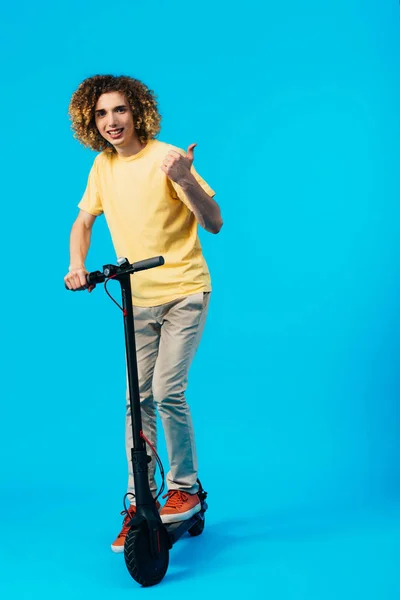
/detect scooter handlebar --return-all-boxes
[65,256,165,291]
[130,256,165,272]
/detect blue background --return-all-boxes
[1,0,399,597]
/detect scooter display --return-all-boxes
[67,256,208,587]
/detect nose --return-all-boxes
[106,112,118,129]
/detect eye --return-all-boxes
[116,107,126,113]
[95,110,106,118]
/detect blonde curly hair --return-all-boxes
[68,74,161,153]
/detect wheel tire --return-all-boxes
[124,524,169,587]
[188,514,205,537]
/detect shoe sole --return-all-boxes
[160,502,201,524]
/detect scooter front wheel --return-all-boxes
[124,523,169,587]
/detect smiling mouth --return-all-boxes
[108,128,124,138]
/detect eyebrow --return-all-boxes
[95,104,127,115]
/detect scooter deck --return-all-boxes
[165,501,208,545]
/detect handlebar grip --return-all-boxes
[131,256,165,272]
[87,271,106,285]
[65,270,105,291]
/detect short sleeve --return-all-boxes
[78,160,103,216]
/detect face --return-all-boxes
[94,91,137,151]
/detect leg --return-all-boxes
[152,292,210,495]
[112,306,162,552]
[126,305,161,500]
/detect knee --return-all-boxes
[152,380,186,407]
[126,387,154,413]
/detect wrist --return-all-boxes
[177,172,196,190]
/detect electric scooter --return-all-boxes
[66,255,208,587]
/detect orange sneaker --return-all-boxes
[111,500,161,553]
[160,491,201,524]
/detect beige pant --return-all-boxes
[125,291,210,498]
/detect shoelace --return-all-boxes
[162,490,188,508]
[117,507,135,538]
[117,500,160,539]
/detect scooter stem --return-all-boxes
[120,272,144,451]
[120,272,155,508]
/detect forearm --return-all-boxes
[179,173,223,234]
[69,220,92,269]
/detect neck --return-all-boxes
[115,136,146,158]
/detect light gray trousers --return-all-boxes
[125,291,210,498]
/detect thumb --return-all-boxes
[187,143,197,164]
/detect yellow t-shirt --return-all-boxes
[78,139,216,307]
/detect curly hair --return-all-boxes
[68,74,161,153]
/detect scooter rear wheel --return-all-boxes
[124,523,169,587]
[188,514,205,537]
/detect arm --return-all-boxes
[161,144,223,234]
[69,209,96,269]
[65,210,97,290]
[178,173,223,234]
